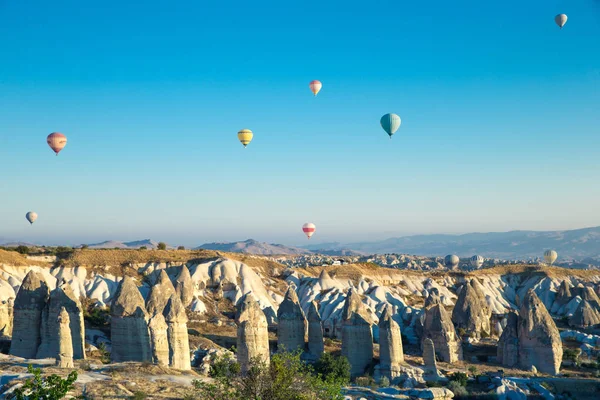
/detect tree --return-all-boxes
[15,245,30,255]
[314,353,351,385]
[157,242,167,250]
[177,246,185,250]
[10,365,78,400]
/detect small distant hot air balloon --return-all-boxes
[470,255,484,269]
[237,129,253,148]
[544,250,558,265]
[47,132,67,156]
[26,211,38,225]
[380,113,401,139]
[444,254,459,269]
[555,14,568,29]
[302,223,316,239]
[309,80,322,96]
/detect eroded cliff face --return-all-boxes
[236,293,270,373]
[341,289,374,378]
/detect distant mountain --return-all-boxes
[0,242,39,248]
[326,226,600,261]
[196,239,312,255]
[85,239,165,249]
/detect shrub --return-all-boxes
[426,381,442,387]
[355,376,375,387]
[98,342,111,364]
[209,353,240,378]
[314,353,351,385]
[157,242,167,250]
[130,392,147,400]
[563,348,580,362]
[177,246,185,250]
[10,365,78,400]
[448,372,468,387]
[139,246,147,250]
[468,366,478,376]
[448,381,468,397]
[15,245,30,255]
[378,376,390,387]
[457,328,467,337]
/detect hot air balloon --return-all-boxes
[555,14,568,29]
[544,250,558,265]
[237,129,253,148]
[47,132,67,155]
[309,80,322,96]
[444,254,459,269]
[26,211,38,225]
[302,223,316,239]
[380,113,401,139]
[470,255,484,269]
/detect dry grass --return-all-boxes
[0,249,35,266]
[472,264,600,279]
[60,249,220,268]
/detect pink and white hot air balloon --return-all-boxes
[47,132,67,155]
[309,80,322,96]
[302,223,316,239]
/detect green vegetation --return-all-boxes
[448,372,468,387]
[192,351,344,400]
[448,381,468,396]
[10,365,78,400]
[130,391,147,400]
[563,348,581,362]
[313,353,351,385]
[209,352,240,378]
[157,242,167,250]
[468,366,478,376]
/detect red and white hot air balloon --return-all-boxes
[309,80,322,96]
[302,222,316,239]
[47,132,67,155]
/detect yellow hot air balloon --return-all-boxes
[237,129,253,148]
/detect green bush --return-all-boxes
[468,366,478,376]
[157,242,167,250]
[378,376,390,387]
[563,348,580,362]
[314,353,351,385]
[15,245,30,255]
[209,353,240,378]
[10,365,78,400]
[448,381,468,396]
[354,376,375,387]
[448,372,468,387]
[177,246,185,250]
[130,392,147,400]
[426,381,442,387]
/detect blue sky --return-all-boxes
[0,0,599,247]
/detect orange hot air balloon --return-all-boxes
[47,132,67,156]
[309,80,322,96]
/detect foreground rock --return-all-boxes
[0,298,13,337]
[236,293,270,373]
[341,289,374,378]
[56,307,74,368]
[307,301,324,359]
[421,302,462,363]
[497,312,519,368]
[9,271,49,358]
[164,294,191,370]
[277,286,306,352]
[451,279,491,339]
[110,277,152,362]
[148,313,169,366]
[378,305,404,381]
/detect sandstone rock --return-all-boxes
[0,298,13,337]
[424,288,441,308]
[422,304,462,363]
[56,307,74,368]
[148,313,169,366]
[581,286,600,309]
[236,293,270,373]
[341,289,374,378]
[307,301,324,358]
[569,299,600,328]
[497,312,519,367]
[451,279,491,339]
[518,289,562,375]
[378,305,404,380]
[9,271,49,358]
[277,286,306,352]
[174,266,194,307]
[422,338,439,378]
[164,294,191,370]
[146,270,176,316]
[110,277,152,363]
[37,281,86,360]
[555,280,572,306]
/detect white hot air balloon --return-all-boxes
[470,255,484,269]
[26,211,38,225]
[302,223,316,239]
[544,250,558,265]
[444,254,459,269]
[555,14,568,29]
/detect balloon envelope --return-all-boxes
[380,113,401,138]
[555,14,567,28]
[302,223,316,239]
[26,211,38,225]
[237,129,253,148]
[544,250,558,265]
[47,132,67,155]
[309,80,322,96]
[444,254,459,268]
[470,255,484,268]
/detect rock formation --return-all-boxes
[555,280,572,306]
[148,313,170,366]
[307,301,324,359]
[421,303,462,363]
[424,288,441,308]
[0,298,13,337]
[581,286,600,309]
[174,266,194,307]
[569,300,600,328]
[422,338,439,378]
[236,293,270,373]
[518,289,563,375]
[110,277,152,363]
[341,289,374,378]
[56,307,74,368]
[164,294,191,370]
[378,305,404,381]
[37,281,85,360]
[451,279,492,339]
[9,271,49,358]
[146,270,176,316]
[277,286,306,352]
[497,312,519,367]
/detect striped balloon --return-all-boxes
[380,113,401,138]
[26,211,38,225]
[302,223,316,239]
[309,80,322,96]
[470,255,484,268]
[237,129,253,148]
[555,14,567,29]
[544,250,558,265]
[47,132,67,155]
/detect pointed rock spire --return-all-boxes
[236,293,270,373]
[422,302,462,363]
[146,270,176,316]
[164,294,191,370]
[497,312,519,367]
[451,279,491,339]
[277,286,306,352]
[341,289,373,378]
[174,266,194,307]
[378,305,404,380]
[307,301,324,358]
[56,307,74,368]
